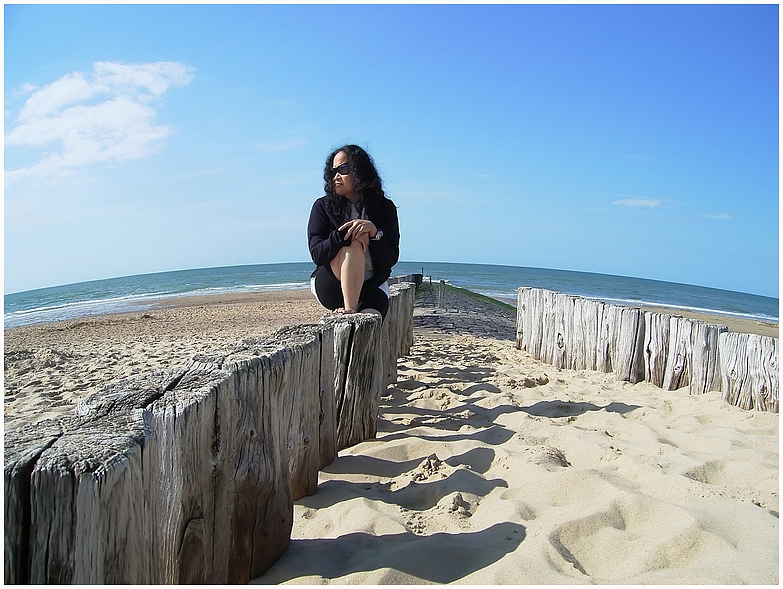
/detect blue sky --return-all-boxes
[4,4,779,298]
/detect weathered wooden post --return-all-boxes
[322,313,383,451]
[4,420,74,584]
[660,316,691,390]
[515,287,528,350]
[609,305,645,383]
[538,289,559,365]
[689,322,727,395]
[594,300,614,373]
[397,283,415,358]
[644,312,670,387]
[571,298,601,371]
[438,280,446,308]
[381,283,415,387]
[719,332,778,412]
[549,293,574,369]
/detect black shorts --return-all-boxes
[311,265,389,320]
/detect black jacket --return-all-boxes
[308,195,400,290]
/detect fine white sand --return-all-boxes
[3,290,325,431]
[4,286,778,584]
[254,286,779,584]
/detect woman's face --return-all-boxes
[332,151,356,202]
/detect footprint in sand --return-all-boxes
[396,378,428,392]
[547,494,738,581]
[447,492,472,517]
[412,454,444,481]
[683,458,778,499]
[399,507,427,535]
[531,446,572,470]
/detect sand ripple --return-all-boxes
[256,285,778,584]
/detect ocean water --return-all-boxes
[4,261,778,329]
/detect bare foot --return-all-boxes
[335,307,356,315]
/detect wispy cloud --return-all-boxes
[702,212,732,221]
[13,82,39,97]
[5,61,194,183]
[612,198,660,208]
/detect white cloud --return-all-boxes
[15,72,100,123]
[93,61,193,98]
[13,82,40,97]
[612,198,660,208]
[5,61,194,183]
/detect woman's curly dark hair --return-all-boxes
[323,144,387,223]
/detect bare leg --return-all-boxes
[330,239,365,313]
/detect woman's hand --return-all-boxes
[339,219,377,250]
[354,231,370,252]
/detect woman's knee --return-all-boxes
[330,241,364,276]
[345,239,365,256]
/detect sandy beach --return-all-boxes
[3,286,779,583]
[3,290,325,431]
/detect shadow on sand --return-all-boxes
[523,400,641,418]
[252,522,526,584]
[299,466,508,511]
[322,446,497,478]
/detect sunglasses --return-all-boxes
[332,163,351,176]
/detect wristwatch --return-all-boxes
[371,229,383,241]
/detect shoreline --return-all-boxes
[3,289,326,431]
[638,304,778,338]
[6,287,778,338]
[3,287,777,431]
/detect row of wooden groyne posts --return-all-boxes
[515,287,778,413]
[4,278,777,584]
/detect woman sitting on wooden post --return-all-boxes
[308,144,400,320]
